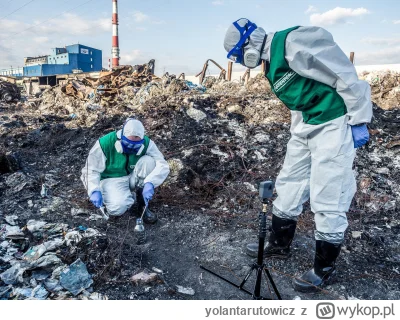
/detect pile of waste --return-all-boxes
[0,79,21,102]
[0,219,108,300]
[1,66,399,299]
[61,61,158,102]
[360,70,400,110]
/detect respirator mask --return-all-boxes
[227,19,267,69]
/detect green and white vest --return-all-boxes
[265,26,347,125]
[98,131,150,180]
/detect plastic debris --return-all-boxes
[0,216,103,300]
[13,285,49,300]
[30,253,62,268]
[26,220,47,233]
[185,80,206,92]
[1,225,24,240]
[186,107,207,122]
[0,262,28,285]
[4,215,18,226]
[40,183,48,197]
[176,285,195,296]
[352,231,363,239]
[43,278,63,293]
[64,231,83,246]
[31,269,51,281]
[23,239,64,263]
[60,259,93,296]
[0,242,18,263]
[131,270,159,286]
[0,285,13,299]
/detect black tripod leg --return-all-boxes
[264,268,282,300]
[239,265,255,289]
[200,265,254,297]
[253,267,263,299]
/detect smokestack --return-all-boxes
[112,0,120,67]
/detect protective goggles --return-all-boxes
[121,136,144,151]
[226,19,258,64]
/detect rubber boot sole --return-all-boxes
[292,270,337,293]
[245,246,290,259]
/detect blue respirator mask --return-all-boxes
[121,136,144,154]
[227,19,267,69]
[120,119,144,154]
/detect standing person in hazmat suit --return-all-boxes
[81,118,170,224]
[223,19,372,292]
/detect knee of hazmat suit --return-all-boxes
[129,155,157,189]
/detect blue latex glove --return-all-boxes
[90,191,103,208]
[351,124,369,148]
[142,182,154,205]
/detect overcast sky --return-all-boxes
[0,0,399,75]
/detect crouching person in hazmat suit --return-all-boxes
[81,118,170,224]
[224,19,372,292]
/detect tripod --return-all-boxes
[200,199,281,300]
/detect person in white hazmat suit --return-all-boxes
[81,118,170,224]
[224,19,372,292]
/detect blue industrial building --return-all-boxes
[0,67,23,77]
[23,44,102,77]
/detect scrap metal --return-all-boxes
[60,60,159,101]
[196,59,227,85]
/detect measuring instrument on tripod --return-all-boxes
[200,180,281,300]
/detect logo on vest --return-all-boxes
[274,70,298,92]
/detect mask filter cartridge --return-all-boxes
[244,48,261,68]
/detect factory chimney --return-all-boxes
[112,0,120,67]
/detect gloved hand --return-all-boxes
[351,124,369,148]
[142,182,154,205]
[90,191,103,208]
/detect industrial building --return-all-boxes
[0,67,24,77]
[23,44,102,77]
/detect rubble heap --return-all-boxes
[0,79,21,102]
[61,61,158,102]
[0,66,399,299]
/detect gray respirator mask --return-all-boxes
[243,34,268,69]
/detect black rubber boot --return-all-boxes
[136,188,158,224]
[245,215,297,259]
[293,240,342,293]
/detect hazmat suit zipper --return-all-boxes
[125,154,130,175]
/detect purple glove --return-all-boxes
[90,191,103,208]
[351,124,369,148]
[142,182,154,205]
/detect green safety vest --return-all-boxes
[99,131,150,180]
[265,26,347,125]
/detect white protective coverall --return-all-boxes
[81,130,170,216]
[237,25,372,243]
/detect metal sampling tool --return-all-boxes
[134,204,148,244]
[140,204,148,220]
[99,206,109,221]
